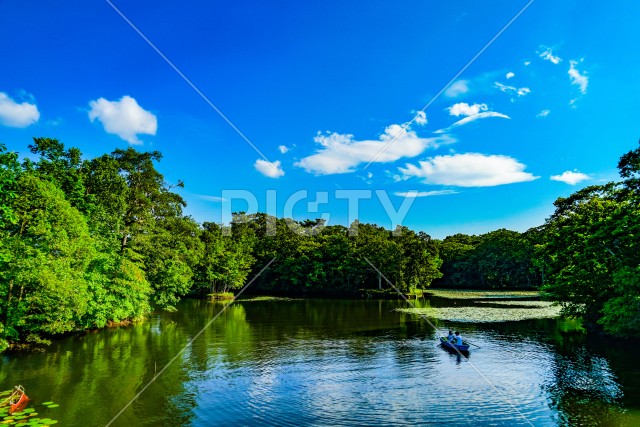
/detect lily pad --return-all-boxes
[39,403,52,407]
[44,405,58,409]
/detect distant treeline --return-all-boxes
[434,229,542,290]
[0,138,638,350]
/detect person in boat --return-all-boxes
[447,330,455,343]
[454,331,463,346]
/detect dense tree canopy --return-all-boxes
[206,214,442,295]
[0,139,199,349]
[434,229,541,289]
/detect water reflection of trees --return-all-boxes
[3,299,639,426]
[0,315,200,426]
[545,345,627,426]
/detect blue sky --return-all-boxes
[1,0,638,238]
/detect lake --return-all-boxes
[1,293,639,426]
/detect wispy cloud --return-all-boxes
[506,72,515,79]
[195,194,226,202]
[394,190,459,197]
[295,121,453,175]
[399,153,538,187]
[495,82,531,98]
[444,80,470,98]
[0,92,40,127]
[439,112,510,132]
[435,102,510,133]
[278,145,289,154]
[254,159,285,178]
[550,170,590,185]
[568,60,589,94]
[539,47,562,64]
[88,95,157,144]
[536,109,550,118]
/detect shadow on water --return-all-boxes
[1,296,639,426]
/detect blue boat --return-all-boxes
[440,337,470,352]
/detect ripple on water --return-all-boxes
[156,301,627,426]
[189,334,563,426]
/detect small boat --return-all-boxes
[439,337,470,352]
[0,385,29,414]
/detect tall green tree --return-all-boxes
[539,141,640,336]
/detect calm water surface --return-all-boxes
[1,297,639,426]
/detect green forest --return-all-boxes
[1,138,639,351]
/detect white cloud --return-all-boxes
[414,110,427,125]
[506,72,515,79]
[88,95,157,144]
[524,61,531,66]
[394,190,458,197]
[539,47,562,64]
[550,170,590,185]
[536,109,550,118]
[568,60,589,94]
[445,80,470,97]
[448,102,487,117]
[436,102,510,133]
[495,82,531,98]
[254,159,285,178]
[399,153,538,187]
[278,145,289,154]
[295,123,452,175]
[367,172,373,179]
[0,92,40,127]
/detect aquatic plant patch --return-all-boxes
[237,296,303,302]
[474,300,556,308]
[395,305,561,323]
[0,393,59,426]
[426,289,540,300]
